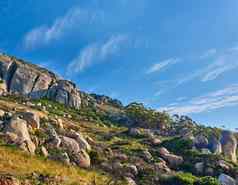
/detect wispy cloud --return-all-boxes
[23,7,104,50]
[159,84,238,115]
[146,58,180,74]
[200,48,217,59]
[177,47,238,84]
[66,34,128,75]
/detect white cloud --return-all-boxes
[23,7,104,50]
[177,48,238,84]
[66,35,128,75]
[146,58,180,74]
[159,84,238,115]
[200,48,217,59]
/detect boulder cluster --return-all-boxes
[0,109,91,169]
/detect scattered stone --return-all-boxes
[0,175,20,185]
[141,150,153,162]
[129,128,141,137]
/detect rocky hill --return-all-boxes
[0,53,237,185]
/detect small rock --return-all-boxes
[41,146,48,157]
[125,177,137,185]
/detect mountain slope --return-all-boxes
[0,54,237,185]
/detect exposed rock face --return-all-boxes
[0,55,82,109]
[47,80,81,109]
[5,115,36,154]
[220,131,237,163]
[209,135,222,154]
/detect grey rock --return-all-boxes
[218,174,236,185]
[5,115,36,154]
[209,135,222,154]
[220,131,237,163]
[194,134,209,149]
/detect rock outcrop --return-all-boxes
[0,54,82,109]
[220,131,237,163]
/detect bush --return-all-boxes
[164,173,197,185]
[195,176,220,185]
[162,138,193,155]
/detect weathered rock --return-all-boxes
[0,81,7,95]
[67,130,91,152]
[154,159,171,173]
[41,146,49,157]
[47,126,61,148]
[0,110,5,117]
[195,162,204,174]
[125,177,137,185]
[129,128,141,137]
[141,150,153,162]
[158,147,183,168]
[47,80,81,109]
[60,136,80,154]
[0,56,82,109]
[220,131,237,163]
[124,164,138,177]
[58,152,70,165]
[0,175,20,185]
[217,160,232,171]
[20,111,40,129]
[218,174,236,185]
[194,134,209,149]
[209,135,222,154]
[5,115,35,154]
[72,150,91,168]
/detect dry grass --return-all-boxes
[0,146,114,185]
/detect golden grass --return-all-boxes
[0,146,113,185]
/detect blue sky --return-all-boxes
[1,0,238,130]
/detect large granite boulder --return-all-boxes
[209,135,222,154]
[47,80,81,109]
[158,147,183,168]
[220,131,237,163]
[5,115,36,154]
[60,136,80,154]
[218,174,236,185]
[19,111,40,129]
[66,130,91,152]
[194,134,209,149]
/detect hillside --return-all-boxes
[0,54,237,185]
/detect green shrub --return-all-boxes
[162,138,193,155]
[164,173,197,185]
[195,176,220,185]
